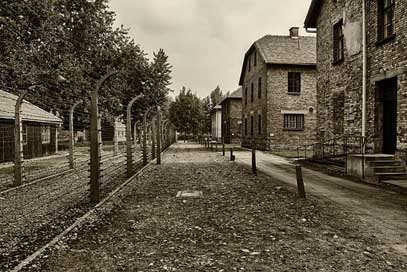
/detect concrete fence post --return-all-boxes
[69,101,82,169]
[142,113,148,166]
[126,95,143,178]
[156,106,161,165]
[151,118,156,160]
[90,71,117,203]
[113,117,119,156]
[296,165,306,199]
[14,90,28,186]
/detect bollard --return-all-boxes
[222,137,225,156]
[215,142,218,152]
[296,165,306,199]
[230,148,235,161]
[252,142,257,176]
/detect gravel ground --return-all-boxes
[0,146,151,271]
[25,143,406,272]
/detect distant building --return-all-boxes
[102,118,126,143]
[210,105,222,140]
[220,87,242,144]
[0,90,62,163]
[239,27,317,150]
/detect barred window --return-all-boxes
[378,0,395,41]
[333,20,344,63]
[288,72,301,94]
[245,87,248,105]
[284,114,304,130]
[251,83,254,102]
[244,118,248,135]
[258,114,262,135]
[22,125,28,145]
[258,78,262,98]
[250,115,254,136]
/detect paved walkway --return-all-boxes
[233,149,407,257]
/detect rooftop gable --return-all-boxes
[304,0,322,29]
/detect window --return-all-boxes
[41,126,51,144]
[284,114,304,130]
[258,114,262,135]
[254,51,257,66]
[245,87,248,105]
[378,0,395,41]
[248,57,251,72]
[251,83,254,102]
[258,78,262,99]
[244,117,248,135]
[22,125,28,145]
[250,115,254,136]
[333,20,344,63]
[288,72,301,94]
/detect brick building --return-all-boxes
[305,0,407,156]
[239,28,317,150]
[220,87,242,144]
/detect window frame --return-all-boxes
[251,83,254,103]
[244,87,248,105]
[378,0,396,43]
[41,126,51,144]
[333,19,344,64]
[244,117,248,136]
[258,77,262,99]
[283,114,305,131]
[258,113,262,135]
[250,115,254,136]
[288,72,301,94]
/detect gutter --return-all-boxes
[305,28,317,34]
[362,0,367,140]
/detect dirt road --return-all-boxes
[234,149,407,257]
[27,143,406,271]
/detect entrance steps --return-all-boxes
[366,155,407,182]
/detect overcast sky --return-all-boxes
[108,0,313,98]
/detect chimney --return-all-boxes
[289,27,299,39]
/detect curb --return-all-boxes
[10,146,171,272]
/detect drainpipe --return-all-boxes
[362,0,367,140]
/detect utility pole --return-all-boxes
[14,90,28,186]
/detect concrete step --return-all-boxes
[363,154,395,162]
[376,172,407,181]
[373,166,406,174]
[368,160,403,167]
[381,180,407,189]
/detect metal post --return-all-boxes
[69,101,81,169]
[252,139,257,175]
[156,106,161,165]
[230,147,235,161]
[142,113,148,166]
[126,94,143,178]
[14,90,28,186]
[296,165,306,199]
[90,71,117,203]
[134,121,139,145]
[222,137,225,156]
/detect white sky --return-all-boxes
[108,0,313,98]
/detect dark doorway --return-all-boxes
[379,78,398,154]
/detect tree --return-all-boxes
[210,85,224,106]
[169,87,203,138]
[200,96,211,135]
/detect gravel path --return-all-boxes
[27,143,406,272]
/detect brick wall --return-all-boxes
[241,48,317,150]
[315,0,407,154]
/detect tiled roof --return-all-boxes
[304,0,322,29]
[220,87,242,105]
[256,35,316,66]
[239,35,316,85]
[0,90,63,124]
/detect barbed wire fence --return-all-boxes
[0,85,177,270]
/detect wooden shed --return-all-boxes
[0,90,63,163]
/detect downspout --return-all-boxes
[362,0,367,140]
